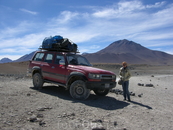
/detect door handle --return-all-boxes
[52,66,55,69]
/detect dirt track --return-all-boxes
[0,64,173,130]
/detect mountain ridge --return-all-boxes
[97,39,151,54]
[0,58,12,63]
[0,39,173,65]
[83,39,173,65]
[13,51,35,62]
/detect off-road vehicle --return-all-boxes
[28,50,116,99]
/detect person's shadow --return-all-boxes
[129,101,152,109]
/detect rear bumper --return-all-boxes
[86,81,116,90]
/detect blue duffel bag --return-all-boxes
[42,35,63,49]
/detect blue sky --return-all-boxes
[0,0,173,60]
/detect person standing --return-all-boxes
[119,62,131,101]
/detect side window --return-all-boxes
[67,56,74,64]
[33,53,44,61]
[78,57,86,65]
[67,55,77,65]
[55,54,65,65]
[44,53,53,63]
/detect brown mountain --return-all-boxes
[83,39,173,65]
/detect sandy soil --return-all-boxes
[0,63,173,130]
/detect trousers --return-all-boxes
[122,80,130,100]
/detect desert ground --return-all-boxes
[0,62,173,130]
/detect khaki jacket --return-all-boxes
[119,67,131,81]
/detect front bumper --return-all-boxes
[86,81,116,90]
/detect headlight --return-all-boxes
[112,75,116,79]
[88,73,101,79]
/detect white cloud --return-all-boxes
[20,8,38,15]
[90,45,100,49]
[146,1,166,8]
[146,41,173,47]
[0,21,36,40]
[0,33,43,48]
[135,31,173,41]
[0,0,173,60]
[58,11,79,23]
[92,0,166,19]
[118,0,145,11]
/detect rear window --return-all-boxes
[33,53,44,61]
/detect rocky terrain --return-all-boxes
[0,62,173,130]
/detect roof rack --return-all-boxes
[38,47,80,54]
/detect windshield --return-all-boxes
[67,54,91,66]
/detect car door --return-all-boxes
[41,52,55,80]
[50,53,67,83]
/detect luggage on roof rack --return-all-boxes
[41,35,78,53]
[42,35,63,49]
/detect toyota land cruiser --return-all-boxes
[28,50,116,99]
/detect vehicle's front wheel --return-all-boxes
[70,80,90,100]
[33,73,44,90]
[94,89,110,96]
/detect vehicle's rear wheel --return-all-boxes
[33,73,44,90]
[70,80,90,100]
[94,89,110,96]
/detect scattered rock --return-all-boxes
[58,112,76,119]
[28,113,45,126]
[37,108,45,111]
[110,89,135,96]
[138,83,154,87]
[28,115,37,122]
[37,106,52,111]
[90,119,105,130]
[91,123,105,130]
[138,93,143,97]
[27,93,31,96]
[110,89,123,95]
[27,111,33,115]
[145,84,154,87]
[138,83,144,86]
[130,92,135,96]
[37,114,44,118]
[39,120,46,126]
[92,119,103,123]
[114,121,118,126]
[70,112,75,116]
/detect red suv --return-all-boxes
[28,50,116,99]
